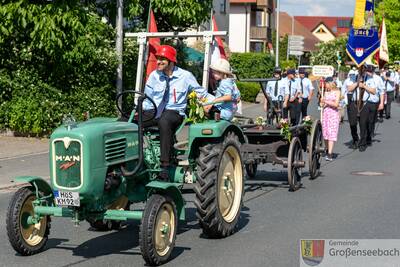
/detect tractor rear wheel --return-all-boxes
[139,194,177,266]
[6,186,50,255]
[195,132,244,238]
[87,196,130,231]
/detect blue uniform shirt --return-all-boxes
[284,77,300,98]
[296,77,314,99]
[382,72,395,92]
[362,75,380,103]
[265,80,286,101]
[144,67,209,116]
[214,78,240,121]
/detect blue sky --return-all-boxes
[280,0,356,17]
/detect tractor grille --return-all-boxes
[105,137,126,162]
[53,139,82,189]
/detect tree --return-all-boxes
[310,37,350,70]
[375,0,400,61]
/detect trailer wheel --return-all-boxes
[6,186,50,256]
[195,132,244,238]
[308,119,323,179]
[287,137,303,192]
[140,194,177,266]
[245,163,258,179]
[87,196,130,231]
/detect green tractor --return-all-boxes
[6,31,246,266]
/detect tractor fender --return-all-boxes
[188,122,246,159]
[145,181,185,221]
[14,176,53,197]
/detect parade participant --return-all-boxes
[395,67,400,102]
[375,68,386,122]
[264,67,286,118]
[382,68,395,119]
[344,70,359,149]
[320,77,341,161]
[357,65,380,152]
[297,69,314,118]
[333,71,343,89]
[143,45,209,180]
[340,70,355,123]
[283,68,301,125]
[204,58,240,121]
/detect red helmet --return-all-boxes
[155,45,177,63]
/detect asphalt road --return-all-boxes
[1,99,400,267]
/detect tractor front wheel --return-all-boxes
[6,187,50,256]
[195,132,244,238]
[139,194,177,266]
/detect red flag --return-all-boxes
[211,16,227,64]
[375,18,389,69]
[146,10,160,81]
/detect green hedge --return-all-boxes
[230,52,275,79]
[236,82,261,102]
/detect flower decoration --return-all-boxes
[302,115,313,134]
[279,118,292,142]
[186,92,208,124]
[255,116,266,126]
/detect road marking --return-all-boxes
[0,151,48,162]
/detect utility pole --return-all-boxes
[116,0,123,110]
[275,0,280,67]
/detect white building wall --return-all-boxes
[229,5,250,53]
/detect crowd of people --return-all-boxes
[263,64,400,161]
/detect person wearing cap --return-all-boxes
[143,44,209,180]
[264,67,286,121]
[297,69,314,118]
[204,58,240,121]
[357,64,380,152]
[380,68,395,119]
[320,76,341,161]
[283,68,302,125]
[375,68,386,122]
[345,69,360,149]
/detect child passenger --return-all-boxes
[204,59,240,121]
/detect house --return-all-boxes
[295,16,352,43]
[279,12,319,52]
[229,0,275,53]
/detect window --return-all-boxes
[250,42,264,53]
[220,0,227,14]
[337,19,351,28]
[256,10,263,27]
[317,27,326,34]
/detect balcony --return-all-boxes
[256,0,274,8]
[250,26,272,41]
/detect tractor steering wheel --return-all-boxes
[116,90,157,122]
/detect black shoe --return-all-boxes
[351,140,359,149]
[158,167,170,181]
[367,141,372,146]
[378,118,384,123]
[359,146,367,152]
[386,116,390,119]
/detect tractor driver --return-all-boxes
[142,45,209,181]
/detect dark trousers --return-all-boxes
[347,101,359,142]
[384,91,394,118]
[142,110,183,166]
[283,100,300,125]
[301,98,309,118]
[359,102,378,147]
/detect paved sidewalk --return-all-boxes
[0,136,49,160]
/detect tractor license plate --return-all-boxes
[54,190,80,207]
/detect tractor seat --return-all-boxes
[144,126,160,134]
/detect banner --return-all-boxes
[145,9,160,81]
[346,0,380,67]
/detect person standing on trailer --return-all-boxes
[264,67,286,120]
[143,45,209,180]
[297,69,314,118]
[283,69,302,125]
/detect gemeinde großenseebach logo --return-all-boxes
[301,240,325,266]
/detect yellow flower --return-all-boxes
[189,91,197,99]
